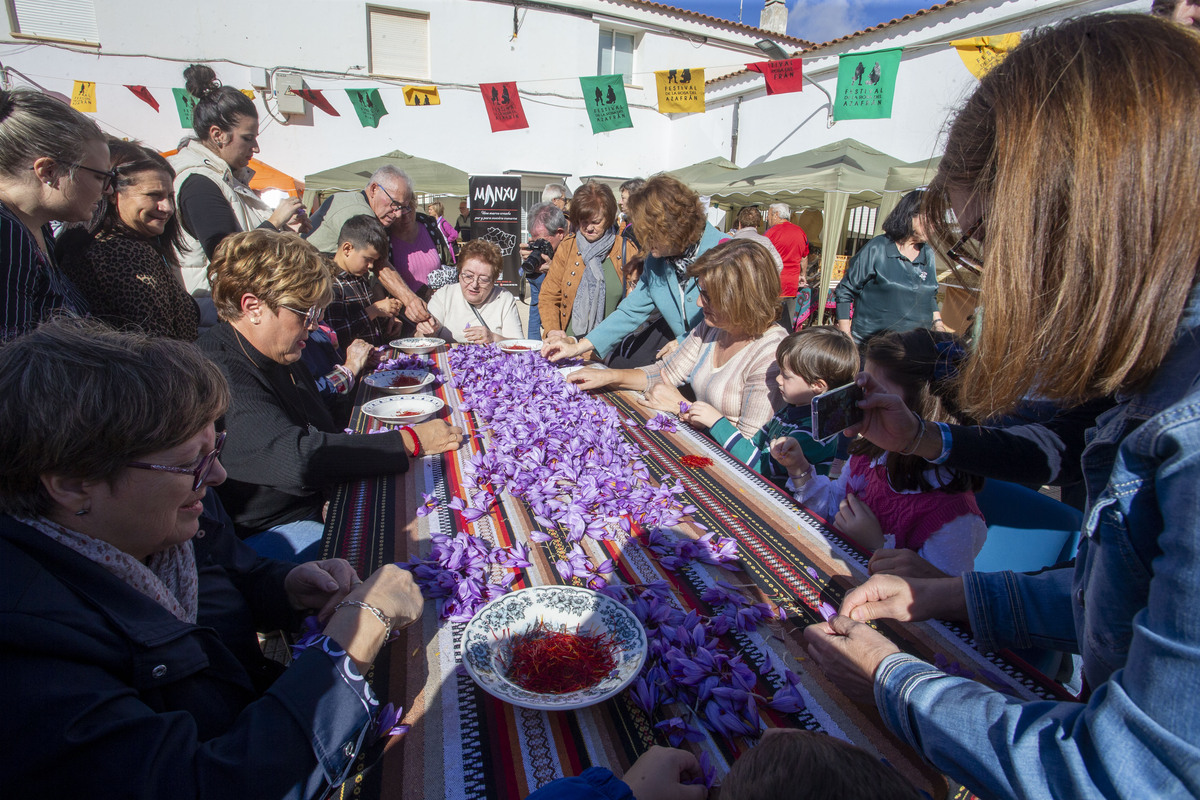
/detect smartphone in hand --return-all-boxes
[811,381,865,441]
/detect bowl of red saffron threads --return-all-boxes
[460,586,648,711]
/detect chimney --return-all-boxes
[760,0,788,36]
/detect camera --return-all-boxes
[521,239,555,278]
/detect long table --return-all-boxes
[322,346,1056,800]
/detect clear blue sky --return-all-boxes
[669,0,936,43]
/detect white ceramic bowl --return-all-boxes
[391,337,444,355]
[361,394,445,424]
[498,339,543,354]
[460,586,648,711]
[363,369,434,395]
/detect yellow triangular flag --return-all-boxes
[71,80,97,112]
[654,68,705,114]
[950,33,1021,79]
[403,86,441,106]
[241,89,256,100]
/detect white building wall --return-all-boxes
[0,0,1148,192]
[681,0,1148,172]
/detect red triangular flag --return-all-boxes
[479,82,529,132]
[292,89,340,116]
[125,85,160,112]
[746,59,804,95]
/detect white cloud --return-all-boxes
[786,0,907,44]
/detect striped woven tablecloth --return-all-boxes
[324,347,1054,800]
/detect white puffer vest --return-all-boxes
[169,140,271,296]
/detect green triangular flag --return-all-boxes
[834,48,903,121]
[172,88,198,129]
[579,75,632,134]
[346,88,388,128]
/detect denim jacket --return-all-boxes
[872,289,1200,799]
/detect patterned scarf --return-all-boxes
[21,515,199,623]
[569,226,618,335]
[663,239,701,281]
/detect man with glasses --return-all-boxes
[306,165,451,327]
[517,202,568,338]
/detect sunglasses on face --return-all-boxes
[280,303,325,329]
[946,219,984,274]
[127,431,227,491]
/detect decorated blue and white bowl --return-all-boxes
[460,585,647,711]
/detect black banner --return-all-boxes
[468,175,523,294]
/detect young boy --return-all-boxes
[720,729,923,800]
[324,214,402,347]
[683,327,858,488]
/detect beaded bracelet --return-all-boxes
[334,599,394,638]
[398,425,422,457]
[900,413,927,456]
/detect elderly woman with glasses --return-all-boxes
[199,230,462,561]
[0,88,110,340]
[417,239,522,344]
[0,317,425,799]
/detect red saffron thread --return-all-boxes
[504,621,617,694]
[680,455,714,468]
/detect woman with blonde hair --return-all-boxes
[803,15,1200,797]
[543,173,724,366]
[199,230,461,560]
[0,88,109,340]
[425,199,458,263]
[569,239,785,437]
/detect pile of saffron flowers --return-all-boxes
[404,345,810,752]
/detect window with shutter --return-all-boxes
[368,7,430,80]
[11,0,100,44]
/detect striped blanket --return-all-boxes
[324,347,1052,800]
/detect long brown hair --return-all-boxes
[925,14,1200,419]
[100,138,185,267]
[626,173,706,257]
[851,330,981,494]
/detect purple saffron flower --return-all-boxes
[684,752,716,789]
[655,716,706,747]
[768,683,807,714]
[373,703,411,740]
[630,676,660,714]
[554,559,574,581]
[416,492,439,517]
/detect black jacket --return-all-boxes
[0,497,372,798]
[198,321,409,536]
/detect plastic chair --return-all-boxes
[973,480,1083,573]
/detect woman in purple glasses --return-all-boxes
[0,317,424,798]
